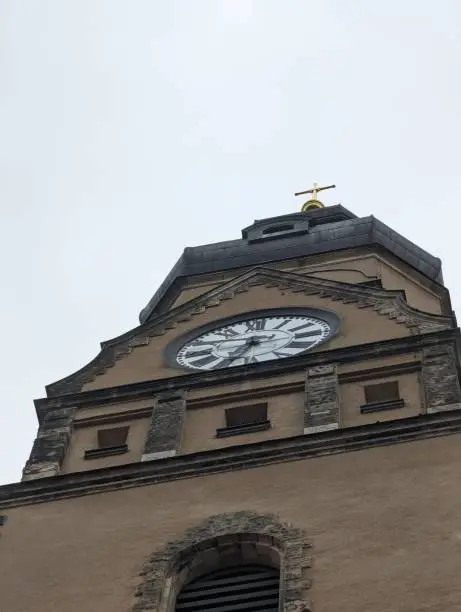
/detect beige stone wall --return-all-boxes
[295,255,441,314]
[171,282,219,308]
[379,259,441,314]
[63,355,429,474]
[169,252,379,309]
[167,252,442,315]
[62,367,425,469]
[75,399,153,421]
[61,417,151,474]
[338,353,420,374]
[187,370,304,400]
[340,372,423,427]
[1,434,461,612]
[182,391,304,454]
[292,253,380,279]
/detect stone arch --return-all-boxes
[133,511,312,612]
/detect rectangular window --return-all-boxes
[361,381,404,413]
[226,403,268,427]
[84,426,130,459]
[97,426,129,448]
[217,403,270,438]
[364,381,400,404]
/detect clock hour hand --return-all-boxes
[220,339,252,366]
[253,334,277,342]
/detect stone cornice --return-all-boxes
[35,327,460,422]
[2,409,461,510]
[46,267,455,397]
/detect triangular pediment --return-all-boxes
[47,267,453,396]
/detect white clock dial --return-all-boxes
[176,314,331,371]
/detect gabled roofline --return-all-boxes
[45,266,454,399]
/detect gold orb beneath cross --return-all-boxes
[301,199,325,212]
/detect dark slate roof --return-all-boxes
[139,205,443,323]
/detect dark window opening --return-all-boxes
[364,381,400,404]
[217,403,270,438]
[361,380,404,413]
[175,564,279,612]
[226,403,267,427]
[97,426,129,448]
[84,426,130,460]
[262,223,294,235]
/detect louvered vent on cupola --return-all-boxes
[175,564,280,611]
[241,213,310,243]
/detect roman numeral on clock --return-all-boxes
[245,319,265,331]
[189,339,221,347]
[289,322,316,333]
[272,347,299,357]
[214,328,239,339]
[295,329,323,339]
[273,319,289,330]
[187,354,220,368]
[288,340,315,349]
[183,348,213,357]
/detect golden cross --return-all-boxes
[294,182,336,200]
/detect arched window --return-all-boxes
[175,563,280,611]
[133,512,312,612]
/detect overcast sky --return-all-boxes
[1,1,460,485]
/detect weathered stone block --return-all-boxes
[304,363,339,433]
[22,407,76,481]
[142,392,186,461]
[422,344,461,413]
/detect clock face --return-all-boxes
[175,313,332,371]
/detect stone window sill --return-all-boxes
[216,420,271,438]
[84,444,128,460]
[360,398,405,414]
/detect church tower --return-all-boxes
[1,187,461,612]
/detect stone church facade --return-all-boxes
[1,203,461,611]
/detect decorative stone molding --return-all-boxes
[47,267,455,396]
[422,344,461,413]
[304,364,340,433]
[141,392,186,462]
[132,511,312,612]
[141,449,177,461]
[22,407,76,481]
[304,423,339,435]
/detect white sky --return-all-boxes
[1,1,460,485]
